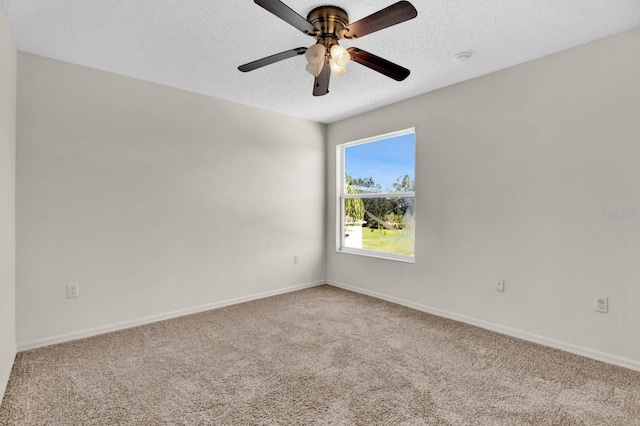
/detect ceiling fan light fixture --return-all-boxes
[238,0,418,96]
[305,43,326,64]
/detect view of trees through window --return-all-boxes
[341,130,415,260]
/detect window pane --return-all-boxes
[345,133,415,194]
[344,197,415,257]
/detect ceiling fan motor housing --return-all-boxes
[307,6,349,47]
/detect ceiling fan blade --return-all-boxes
[238,47,306,72]
[313,57,331,96]
[254,0,318,36]
[347,48,410,81]
[343,1,417,39]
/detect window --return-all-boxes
[338,128,415,262]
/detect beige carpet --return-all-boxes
[1,285,639,425]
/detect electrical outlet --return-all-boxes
[294,256,299,265]
[596,296,608,313]
[496,278,505,292]
[67,284,79,299]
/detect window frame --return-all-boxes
[337,128,416,263]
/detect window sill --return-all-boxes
[337,248,415,264]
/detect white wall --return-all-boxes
[10,23,640,373]
[327,29,640,368]
[16,53,326,348]
[0,4,16,400]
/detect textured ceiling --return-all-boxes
[2,1,640,123]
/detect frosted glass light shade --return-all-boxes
[329,57,347,77]
[330,44,351,68]
[306,61,324,77]
[305,44,326,64]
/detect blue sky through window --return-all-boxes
[344,133,415,191]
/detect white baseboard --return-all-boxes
[18,281,325,352]
[327,280,640,373]
[1,346,16,403]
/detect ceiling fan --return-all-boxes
[238,0,418,96]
